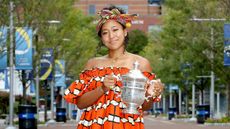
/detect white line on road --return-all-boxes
[144,117,175,125]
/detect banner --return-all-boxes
[30,80,35,94]
[0,26,8,69]
[169,84,178,91]
[22,70,34,80]
[15,27,33,70]
[40,48,53,80]
[0,69,8,90]
[224,24,230,66]
[55,60,66,87]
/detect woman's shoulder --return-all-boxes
[84,56,107,70]
[127,53,152,72]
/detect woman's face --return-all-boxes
[100,20,127,50]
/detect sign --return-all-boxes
[224,24,230,66]
[55,60,66,87]
[0,26,8,69]
[0,69,8,90]
[169,84,179,91]
[15,27,33,70]
[40,48,53,80]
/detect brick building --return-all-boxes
[74,0,163,32]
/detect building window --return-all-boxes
[89,5,96,15]
[116,5,128,13]
[148,0,162,5]
[148,25,161,33]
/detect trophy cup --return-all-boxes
[121,61,147,114]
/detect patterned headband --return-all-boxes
[96,8,138,34]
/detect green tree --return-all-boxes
[0,0,98,105]
[143,0,230,115]
[127,29,148,54]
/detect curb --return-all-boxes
[204,123,230,126]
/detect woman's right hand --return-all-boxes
[102,74,116,92]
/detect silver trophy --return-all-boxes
[121,61,147,114]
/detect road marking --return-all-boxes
[144,117,175,125]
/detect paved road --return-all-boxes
[144,115,230,129]
[1,115,230,129]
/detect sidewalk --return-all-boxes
[0,119,77,129]
[1,115,230,129]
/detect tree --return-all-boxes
[143,0,230,115]
[127,29,148,54]
[0,0,98,106]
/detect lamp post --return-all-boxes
[46,20,60,124]
[5,2,16,129]
[190,84,196,121]
[33,20,61,123]
[190,17,226,119]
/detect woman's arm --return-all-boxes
[139,58,154,111]
[142,80,163,111]
[138,57,163,111]
[75,58,114,109]
[76,86,105,109]
[142,92,154,111]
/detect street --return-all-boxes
[1,115,229,129]
[144,116,230,129]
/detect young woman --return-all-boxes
[64,6,164,129]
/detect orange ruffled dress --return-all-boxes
[64,67,159,129]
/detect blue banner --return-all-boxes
[0,69,8,90]
[15,27,33,70]
[30,80,35,93]
[23,70,34,80]
[40,48,53,80]
[224,24,230,66]
[55,60,66,87]
[0,26,8,69]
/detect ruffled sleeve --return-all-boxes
[143,72,161,102]
[64,70,91,104]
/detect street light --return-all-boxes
[190,17,226,119]
[5,2,16,129]
[46,20,61,125]
[47,20,61,24]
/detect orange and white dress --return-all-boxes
[64,67,159,129]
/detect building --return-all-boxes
[74,0,163,32]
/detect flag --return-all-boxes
[0,26,8,69]
[40,48,53,80]
[15,27,33,69]
[55,60,66,87]
[0,69,8,90]
[224,24,230,66]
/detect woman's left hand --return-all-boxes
[145,79,164,98]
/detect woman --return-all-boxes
[64,5,164,129]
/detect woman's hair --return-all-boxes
[97,5,129,45]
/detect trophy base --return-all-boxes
[123,103,140,114]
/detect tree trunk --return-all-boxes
[201,89,204,104]
[44,80,48,122]
[22,70,27,105]
[186,92,189,115]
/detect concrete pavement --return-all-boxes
[144,115,230,129]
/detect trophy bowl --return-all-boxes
[121,61,147,114]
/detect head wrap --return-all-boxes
[96,8,138,34]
